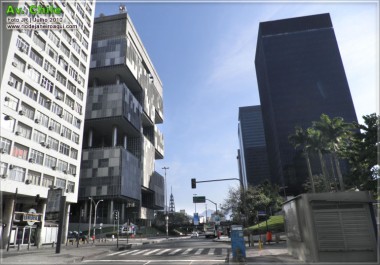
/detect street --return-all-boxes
[83,236,230,265]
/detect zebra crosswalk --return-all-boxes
[107,248,228,257]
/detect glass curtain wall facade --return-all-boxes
[255,13,358,195]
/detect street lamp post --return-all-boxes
[88,197,103,241]
[162,167,169,239]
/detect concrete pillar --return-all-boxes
[62,203,70,244]
[112,126,117,147]
[88,129,93,148]
[121,203,125,224]
[108,200,114,224]
[84,201,88,222]
[123,135,127,149]
[1,198,14,249]
[36,201,46,248]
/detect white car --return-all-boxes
[190,232,199,238]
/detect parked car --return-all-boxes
[190,232,199,238]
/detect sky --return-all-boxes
[95,0,379,217]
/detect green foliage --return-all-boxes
[339,113,379,195]
[221,182,283,226]
[248,215,285,234]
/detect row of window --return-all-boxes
[0,161,75,192]
[7,73,82,132]
[0,137,77,175]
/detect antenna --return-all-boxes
[119,4,126,13]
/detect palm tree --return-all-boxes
[313,114,352,191]
[288,126,315,193]
[307,127,329,191]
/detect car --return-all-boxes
[190,232,199,238]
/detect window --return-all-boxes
[67,181,75,193]
[23,84,38,101]
[30,149,44,165]
[79,63,86,74]
[0,162,8,176]
[13,55,26,72]
[9,166,26,182]
[20,102,35,120]
[61,30,72,43]
[77,75,85,87]
[65,96,75,109]
[47,136,59,151]
[41,75,54,93]
[44,155,57,169]
[27,66,41,83]
[15,122,32,139]
[32,130,47,144]
[57,160,68,172]
[56,177,66,189]
[59,142,70,156]
[54,87,65,100]
[62,110,73,124]
[76,89,84,101]
[49,119,61,134]
[69,164,77,175]
[32,32,46,51]
[48,31,60,46]
[58,56,68,71]
[74,102,82,114]
[35,111,49,128]
[47,45,58,61]
[27,170,41,185]
[1,113,15,132]
[60,43,70,58]
[56,72,67,86]
[43,60,56,77]
[68,66,78,80]
[16,37,29,54]
[0,137,12,154]
[80,51,87,61]
[29,49,43,66]
[38,94,51,110]
[42,174,54,187]
[75,30,82,42]
[61,126,72,140]
[8,74,23,90]
[51,102,63,117]
[70,55,79,67]
[73,117,81,129]
[74,16,83,30]
[12,143,29,160]
[72,132,79,144]
[70,148,78,159]
[4,93,19,111]
[72,39,81,54]
[67,81,76,95]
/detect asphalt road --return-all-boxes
[83,236,230,265]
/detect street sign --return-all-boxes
[193,196,206,203]
[258,211,267,216]
[193,213,199,225]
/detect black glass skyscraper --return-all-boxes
[255,13,357,195]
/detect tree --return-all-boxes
[221,183,283,226]
[313,114,353,191]
[288,126,315,192]
[339,113,379,195]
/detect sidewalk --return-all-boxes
[0,237,167,264]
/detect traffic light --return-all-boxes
[191,178,196,189]
[114,210,119,220]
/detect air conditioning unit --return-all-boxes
[25,179,31,184]
[46,144,50,149]
[28,64,33,69]
[1,174,7,179]
[58,113,63,118]
[48,126,53,130]
[75,139,79,144]
[8,81,14,86]
[4,96,10,101]
[15,131,21,135]
[78,80,82,85]
[60,132,64,136]
[63,170,68,174]
[34,31,39,36]
[18,110,25,115]
[0,148,6,154]
[56,95,62,100]
[40,141,46,146]
[51,166,57,170]
[4,115,12,120]
[28,158,34,163]
[35,118,40,123]
[9,165,14,169]
[12,62,18,67]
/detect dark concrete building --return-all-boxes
[255,13,357,195]
[238,106,270,188]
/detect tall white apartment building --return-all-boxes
[0,0,95,248]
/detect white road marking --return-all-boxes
[155,248,171,255]
[119,249,140,256]
[181,248,193,255]
[168,248,182,255]
[131,249,150,255]
[143,249,160,255]
[208,248,215,255]
[194,248,204,255]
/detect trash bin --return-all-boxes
[230,225,246,260]
[266,231,272,244]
